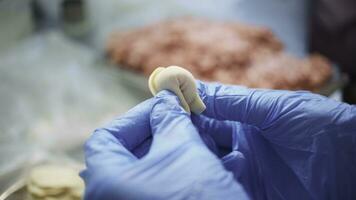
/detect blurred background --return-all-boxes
[0,0,355,197]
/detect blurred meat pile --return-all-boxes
[107,17,332,91]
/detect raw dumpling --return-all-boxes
[148,66,206,114]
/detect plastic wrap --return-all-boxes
[0,31,147,189]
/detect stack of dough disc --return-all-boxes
[27,165,84,200]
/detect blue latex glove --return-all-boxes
[82,81,356,200]
[80,90,249,200]
[194,81,356,200]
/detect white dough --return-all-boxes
[27,165,84,200]
[29,165,81,188]
[148,66,206,114]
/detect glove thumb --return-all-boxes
[149,90,204,154]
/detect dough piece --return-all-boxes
[27,165,84,200]
[27,184,48,197]
[148,66,206,114]
[29,165,80,188]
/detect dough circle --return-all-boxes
[148,66,206,114]
[27,165,84,200]
[29,165,81,188]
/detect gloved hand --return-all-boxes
[195,81,356,200]
[82,81,356,200]
[80,90,249,200]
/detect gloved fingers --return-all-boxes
[221,150,246,179]
[191,114,239,150]
[199,132,219,155]
[196,80,270,128]
[196,80,325,130]
[132,137,153,159]
[148,90,207,155]
[100,99,154,151]
[84,130,137,171]
[196,80,356,149]
[81,131,148,200]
